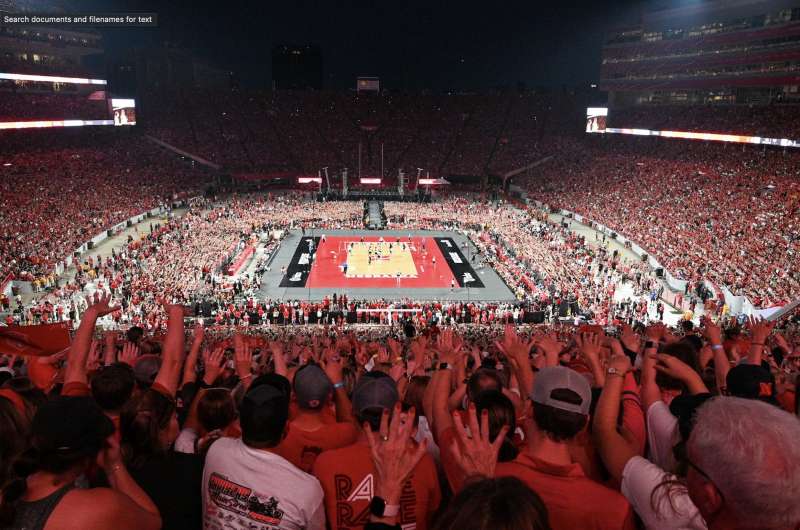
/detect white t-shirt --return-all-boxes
[621,456,706,530]
[174,427,198,454]
[202,437,325,530]
[646,401,680,472]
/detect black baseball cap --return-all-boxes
[725,364,778,405]
[239,379,290,446]
[31,396,114,456]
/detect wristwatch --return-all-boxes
[644,340,658,350]
[607,367,625,377]
[370,496,400,518]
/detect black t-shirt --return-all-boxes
[129,451,203,530]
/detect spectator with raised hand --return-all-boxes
[118,341,140,367]
[424,398,551,530]
[575,332,606,388]
[496,365,636,530]
[495,324,536,396]
[274,357,358,473]
[424,328,472,492]
[449,397,510,480]
[180,322,205,389]
[203,374,326,530]
[270,340,290,378]
[90,361,136,437]
[174,388,237,456]
[360,398,430,530]
[314,375,440,530]
[701,316,730,393]
[744,316,776,366]
[593,354,710,530]
[201,346,226,387]
[62,293,118,397]
[233,333,254,390]
[120,301,202,530]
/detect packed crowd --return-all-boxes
[520,136,800,307]
[608,104,800,140]
[0,292,799,530]
[0,131,211,284]
[142,89,585,179]
[0,91,109,122]
[385,197,655,322]
[6,193,658,332]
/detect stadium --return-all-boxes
[0,1,799,530]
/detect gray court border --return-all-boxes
[257,229,517,302]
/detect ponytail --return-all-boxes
[0,447,40,526]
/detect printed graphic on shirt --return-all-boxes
[334,473,417,529]
[207,472,284,527]
[299,445,323,473]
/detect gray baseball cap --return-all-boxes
[352,373,399,414]
[531,366,592,416]
[293,364,333,409]
[132,354,162,387]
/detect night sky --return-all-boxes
[70,0,647,90]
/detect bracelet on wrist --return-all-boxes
[333,381,345,389]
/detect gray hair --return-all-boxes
[689,397,800,529]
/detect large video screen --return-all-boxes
[111,98,136,126]
[586,107,608,133]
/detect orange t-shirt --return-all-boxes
[496,453,635,530]
[275,420,358,473]
[312,442,441,530]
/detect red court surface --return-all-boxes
[306,236,455,289]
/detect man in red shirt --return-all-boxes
[275,364,357,472]
[496,366,635,530]
[313,373,440,530]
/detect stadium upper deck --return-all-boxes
[600,0,800,105]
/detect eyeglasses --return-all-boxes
[686,456,725,504]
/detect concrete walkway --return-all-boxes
[546,211,704,326]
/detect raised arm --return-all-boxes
[575,332,605,388]
[94,433,161,530]
[641,324,663,410]
[269,340,289,377]
[495,324,535,396]
[427,330,460,441]
[652,353,709,395]
[701,316,729,391]
[234,334,254,390]
[181,322,204,387]
[152,304,187,397]
[745,316,775,367]
[592,354,638,482]
[103,331,118,367]
[323,348,354,423]
[64,294,118,388]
